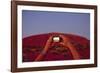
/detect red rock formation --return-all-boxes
[22,32,90,62]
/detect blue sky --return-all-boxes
[22,10,90,39]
